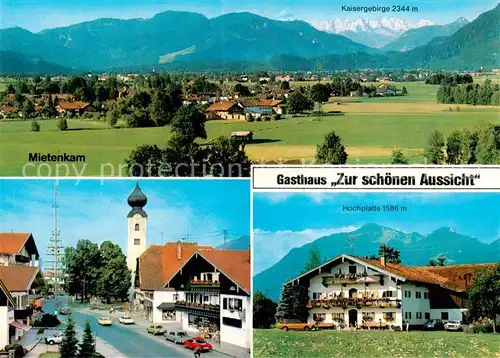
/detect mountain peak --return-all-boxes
[454,17,469,25]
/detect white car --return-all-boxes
[119,315,135,324]
[444,320,463,331]
[45,332,63,345]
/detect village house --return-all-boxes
[205,101,245,120]
[0,106,18,119]
[0,233,43,342]
[376,85,396,97]
[285,253,494,329]
[0,279,15,350]
[56,101,93,116]
[165,249,251,350]
[133,242,213,324]
[0,233,39,267]
[241,99,283,117]
[182,93,217,106]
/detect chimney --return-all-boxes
[177,241,182,260]
[380,256,386,267]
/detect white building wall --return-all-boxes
[220,294,251,349]
[401,283,430,325]
[0,307,8,350]
[152,291,180,324]
[127,213,147,278]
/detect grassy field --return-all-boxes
[253,329,500,358]
[0,81,499,175]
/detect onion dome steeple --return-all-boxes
[127,182,148,218]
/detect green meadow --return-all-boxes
[253,329,500,358]
[0,81,499,176]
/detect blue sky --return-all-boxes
[2,0,497,32]
[253,192,500,273]
[0,179,250,269]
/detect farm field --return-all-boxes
[253,329,500,358]
[0,81,499,176]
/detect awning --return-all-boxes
[157,302,175,310]
[10,321,28,330]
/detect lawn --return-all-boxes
[0,81,498,176]
[38,354,60,358]
[253,329,500,358]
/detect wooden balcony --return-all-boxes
[321,272,381,285]
[306,297,401,309]
[175,301,220,319]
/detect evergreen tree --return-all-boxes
[302,246,322,273]
[78,321,96,358]
[402,86,408,95]
[253,292,278,329]
[424,130,445,164]
[275,284,295,322]
[59,313,79,358]
[315,131,348,164]
[446,130,463,164]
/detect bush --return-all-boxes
[456,106,461,112]
[263,116,271,121]
[273,114,281,121]
[256,116,262,122]
[31,120,40,132]
[245,113,254,122]
[57,117,68,131]
[464,323,494,334]
[4,344,25,358]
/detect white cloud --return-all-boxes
[253,225,359,274]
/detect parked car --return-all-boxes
[277,319,315,331]
[45,332,63,345]
[58,308,69,315]
[97,317,113,326]
[165,330,190,344]
[423,319,444,330]
[147,325,165,335]
[118,316,134,325]
[184,337,213,351]
[444,320,463,331]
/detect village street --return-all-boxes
[40,299,232,358]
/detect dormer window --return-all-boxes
[135,223,140,231]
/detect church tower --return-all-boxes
[126,182,148,283]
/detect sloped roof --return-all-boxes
[138,242,213,290]
[0,278,15,306]
[241,99,283,107]
[355,257,496,292]
[0,266,39,292]
[176,250,251,294]
[57,101,89,110]
[205,101,238,112]
[0,233,39,257]
[286,253,496,293]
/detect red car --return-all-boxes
[184,337,213,351]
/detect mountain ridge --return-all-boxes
[253,223,500,301]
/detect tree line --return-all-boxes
[63,240,131,303]
[436,80,500,106]
[391,122,500,165]
[425,73,474,85]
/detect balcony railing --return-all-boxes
[190,280,220,288]
[321,272,382,284]
[14,306,34,320]
[306,297,401,309]
[175,301,220,311]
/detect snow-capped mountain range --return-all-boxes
[314,17,435,35]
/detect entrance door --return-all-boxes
[348,309,358,327]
